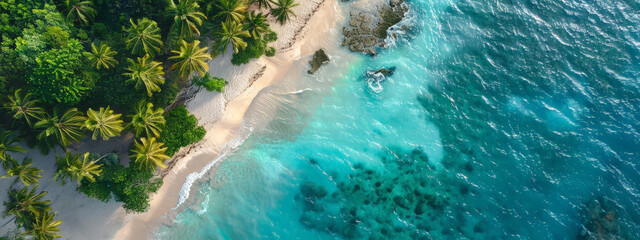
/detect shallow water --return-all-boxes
[156,0,640,239]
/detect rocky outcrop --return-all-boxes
[374,67,395,77]
[308,49,330,74]
[342,0,408,55]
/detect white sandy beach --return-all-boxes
[0,0,345,239]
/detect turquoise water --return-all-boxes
[157,0,640,239]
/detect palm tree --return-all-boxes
[127,102,166,138]
[63,0,97,26]
[130,137,170,172]
[83,42,118,70]
[169,40,212,78]
[124,54,166,97]
[2,186,52,228]
[270,0,298,24]
[213,0,247,23]
[24,211,62,240]
[83,107,124,141]
[217,20,250,54]
[2,157,42,186]
[244,12,269,39]
[4,89,45,127]
[167,0,207,39]
[54,152,103,186]
[35,108,87,147]
[250,0,271,9]
[0,130,26,168]
[124,18,164,56]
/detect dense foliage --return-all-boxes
[78,154,163,212]
[0,0,299,235]
[160,106,205,156]
[193,73,228,92]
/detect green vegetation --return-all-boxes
[54,152,103,186]
[169,40,212,78]
[0,0,298,235]
[2,157,42,186]
[130,137,171,172]
[0,131,26,168]
[83,42,118,70]
[123,18,164,56]
[271,0,299,24]
[35,108,87,147]
[127,102,166,138]
[193,73,227,92]
[167,0,206,39]
[124,54,166,97]
[83,107,125,141]
[160,106,205,156]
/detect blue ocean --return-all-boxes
[157,0,640,239]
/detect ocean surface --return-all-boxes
[156,0,640,239]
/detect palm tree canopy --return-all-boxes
[270,0,298,24]
[4,89,45,127]
[244,12,269,39]
[127,102,166,138]
[213,0,247,23]
[0,130,26,168]
[250,0,272,10]
[63,0,97,26]
[217,20,250,54]
[2,186,52,228]
[124,54,166,97]
[83,42,118,70]
[25,211,62,240]
[169,40,212,78]
[55,152,103,186]
[35,108,87,147]
[83,107,124,141]
[167,0,207,39]
[124,18,164,56]
[130,137,170,172]
[2,157,43,186]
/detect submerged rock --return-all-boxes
[342,0,409,55]
[578,197,627,240]
[308,49,330,74]
[296,148,456,239]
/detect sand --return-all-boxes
[0,0,344,239]
[113,0,343,239]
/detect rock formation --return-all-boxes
[342,0,408,55]
[308,49,330,74]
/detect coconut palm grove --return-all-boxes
[0,0,296,238]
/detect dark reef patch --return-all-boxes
[295,148,491,239]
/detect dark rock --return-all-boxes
[308,49,330,74]
[342,0,409,55]
[374,67,395,77]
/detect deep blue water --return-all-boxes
[157,0,640,239]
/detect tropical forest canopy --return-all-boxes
[0,0,298,239]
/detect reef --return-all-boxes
[308,49,330,74]
[578,197,628,240]
[296,148,463,239]
[342,0,408,55]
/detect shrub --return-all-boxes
[265,47,276,57]
[159,106,205,156]
[78,161,163,213]
[193,73,227,92]
[264,31,278,43]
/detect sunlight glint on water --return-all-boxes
[157,0,640,239]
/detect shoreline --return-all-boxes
[112,0,342,239]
